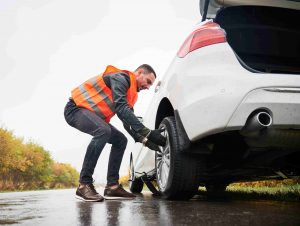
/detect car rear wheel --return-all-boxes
[129,155,144,193]
[156,116,200,200]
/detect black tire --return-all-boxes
[129,155,144,193]
[155,116,200,200]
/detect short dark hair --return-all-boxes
[135,64,156,78]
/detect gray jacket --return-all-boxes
[103,72,144,133]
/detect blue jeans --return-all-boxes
[64,99,127,185]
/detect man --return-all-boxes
[64,64,166,202]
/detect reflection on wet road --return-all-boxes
[0,188,300,226]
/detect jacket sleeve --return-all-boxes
[109,73,144,132]
[123,121,143,142]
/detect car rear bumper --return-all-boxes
[227,87,300,130]
[178,86,300,142]
[171,43,300,142]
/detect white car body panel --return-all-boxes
[132,2,300,178]
[133,41,300,175]
[132,142,156,177]
[176,43,300,141]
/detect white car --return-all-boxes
[129,0,300,200]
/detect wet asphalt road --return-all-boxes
[0,188,300,226]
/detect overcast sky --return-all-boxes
[0,0,200,184]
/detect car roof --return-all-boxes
[200,0,300,21]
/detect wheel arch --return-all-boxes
[155,97,191,152]
[155,98,174,129]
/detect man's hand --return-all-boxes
[145,140,161,152]
[138,127,166,146]
[148,129,166,146]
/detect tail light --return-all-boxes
[177,22,226,58]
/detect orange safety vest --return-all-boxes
[71,65,138,123]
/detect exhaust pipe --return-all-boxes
[240,111,272,136]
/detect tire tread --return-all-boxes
[159,116,200,200]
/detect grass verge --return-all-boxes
[197,184,300,202]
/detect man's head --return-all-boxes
[134,64,156,91]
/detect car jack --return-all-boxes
[141,173,161,196]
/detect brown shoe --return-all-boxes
[76,184,104,202]
[104,185,136,200]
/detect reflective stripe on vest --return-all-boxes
[71,65,138,122]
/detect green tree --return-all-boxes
[0,127,79,191]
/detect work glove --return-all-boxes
[123,122,143,143]
[145,140,161,152]
[123,121,165,151]
[138,127,166,146]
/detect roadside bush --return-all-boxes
[0,127,79,191]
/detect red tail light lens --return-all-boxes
[177,22,226,58]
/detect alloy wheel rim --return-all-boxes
[156,127,171,191]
